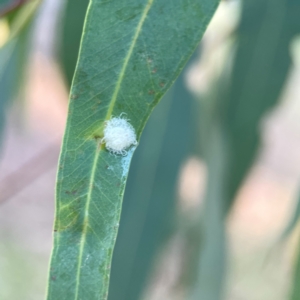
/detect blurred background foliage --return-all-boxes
[1,0,300,299]
[0,0,40,142]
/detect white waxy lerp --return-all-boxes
[102,117,137,155]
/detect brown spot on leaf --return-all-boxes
[65,189,78,195]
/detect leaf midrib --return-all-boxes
[73,0,155,298]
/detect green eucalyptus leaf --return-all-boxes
[46,0,219,299]
[59,4,201,297]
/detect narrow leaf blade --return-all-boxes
[47,1,219,299]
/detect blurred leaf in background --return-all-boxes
[291,236,300,300]
[191,0,300,299]
[0,0,40,143]
[60,0,89,86]
[0,0,10,6]
[221,0,300,213]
